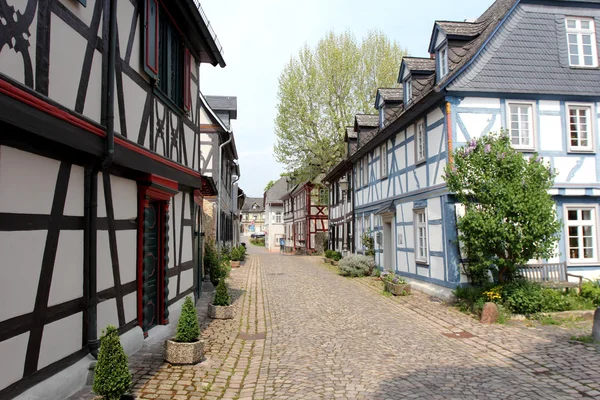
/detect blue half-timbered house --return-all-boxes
[345,0,600,293]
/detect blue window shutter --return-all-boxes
[144,0,159,79]
[77,0,87,6]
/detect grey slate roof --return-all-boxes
[378,88,403,102]
[205,96,238,119]
[403,57,436,73]
[355,114,379,128]
[345,127,357,141]
[448,3,600,95]
[265,177,288,204]
[241,197,264,212]
[436,21,486,37]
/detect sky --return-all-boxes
[199,0,495,197]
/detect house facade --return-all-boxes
[199,95,240,249]
[281,180,329,253]
[0,0,225,398]
[241,197,265,234]
[348,0,600,290]
[263,177,287,250]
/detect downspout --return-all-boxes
[231,173,240,245]
[101,0,118,169]
[85,169,99,358]
[217,132,233,260]
[446,102,453,165]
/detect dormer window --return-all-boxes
[404,78,412,104]
[379,107,385,128]
[438,45,449,78]
[566,18,598,67]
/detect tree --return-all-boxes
[274,30,407,181]
[444,132,561,285]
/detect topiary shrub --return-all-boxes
[93,325,132,400]
[238,245,247,261]
[338,255,375,277]
[213,279,231,306]
[174,296,200,343]
[230,247,242,262]
[331,251,342,261]
[324,250,334,259]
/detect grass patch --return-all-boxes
[571,335,597,344]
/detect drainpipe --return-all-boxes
[231,173,240,246]
[217,132,233,259]
[101,0,118,169]
[84,169,99,358]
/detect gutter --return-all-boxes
[101,0,118,169]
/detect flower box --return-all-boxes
[384,281,411,296]
[230,260,240,268]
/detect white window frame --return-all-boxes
[275,212,282,224]
[506,101,536,151]
[415,119,426,164]
[567,103,595,152]
[438,44,449,78]
[362,157,369,187]
[565,17,598,68]
[380,142,388,178]
[404,77,412,104]
[414,208,429,264]
[564,204,600,265]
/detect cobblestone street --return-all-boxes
[72,246,600,400]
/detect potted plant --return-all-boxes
[93,325,133,400]
[324,250,334,263]
[382,271,411,296]
[330,251,342,266]
[238,245,247,262]
[208,279,234,319]
[164,296,203,365]
[230,247,242,268]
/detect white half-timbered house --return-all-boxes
[0,0,227,398]
[345,0,600,294]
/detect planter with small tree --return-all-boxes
[164,296,203,365]
[230,247,242,268]
[208,279,234,319]
[93,325,133,400]
[382,271,411,296]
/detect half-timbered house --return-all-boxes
[263,177,287,251]
[346,0,600,295]
[0,0,226,398]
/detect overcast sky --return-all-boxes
[199,0,495,197]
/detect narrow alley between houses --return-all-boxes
[70,246,600,400]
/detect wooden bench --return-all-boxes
[518,262,583,291]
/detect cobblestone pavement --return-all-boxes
[70,246,600,399]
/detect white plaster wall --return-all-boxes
[122,74,146,143]
[96,231,114,292]
[427,198,442,220]
[430,256,445,281]
[540,115,562,151]
[117,230,137,284]
[0,231,46,321]
[0,146,60,214]
[58,0,97,27]
[415,165,427,189]
[64,165,85,217]
[554,157,581,183]
[180,269,194,293]
[48,231,84,307]
[182,226,193,263]
[570,268,600,282]
[117,0,134,60]
[97,298,119,337]
[38,313,82,370]
[154,103,166,158]
[459,97,501,109]
[568,158,596,184]
[460,113,496,139]
[111,175,137,219]
[123,291,137,323]
[428,108,444,127]
[168,276,178,301]
[199,107,211,124]
[184,126,195,170]
[0,9,37,86]
[427,124,444,158]
[429,225,444,253]
[0,332,29,391]
[82,49,103,124]
[49,14,87,111]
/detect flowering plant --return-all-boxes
[382,271,407,285]
[483,286,502,303]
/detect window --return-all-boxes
[362,157,369,187]
[380,143,388,178]
[379,107,385,128]
[565,18,598,67]
[566,207,597,262]
[415,120,426,164]
[568,105,594,152]
[275,212,282,223]
[404,77,412,104]
[438,45,449,78]
[507,102,535,150]
[414,208,428,264]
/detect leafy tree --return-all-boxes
[174,296,200,343]
[274,30,407,180]
[444,132,561,285]
[93,325,132,400]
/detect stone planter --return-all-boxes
[323,257,330,263]
[164,339,203,365]
[384,281,411,296]
[330,260,339,266]
[208,303,234,319]
[231,260,240,268]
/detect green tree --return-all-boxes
[444,132,561,285]
[274,30,407,181]
[93,325,132,400]
[174,296,200,343]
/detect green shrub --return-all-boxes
[371,268,381,277]
[581,280,600,306]
[213,280,231,306]
[230,247,242,261]
[93,325,132,400]
[331,251,342,261]
[361,230,375,257]
[250,238,265,246]
[174,296,200,343]
[502,280,544,314]
[238,245,247,261]
[338,255,375,277]
[324,250,334,259]
[453,285,488,314]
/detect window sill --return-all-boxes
[567,149,595,154]
[514,147,536,153]
[567,260,600,267]
[415,260,429,266]
[569,65,600,70]
[415,159,426,166]
[381,175,389,180]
